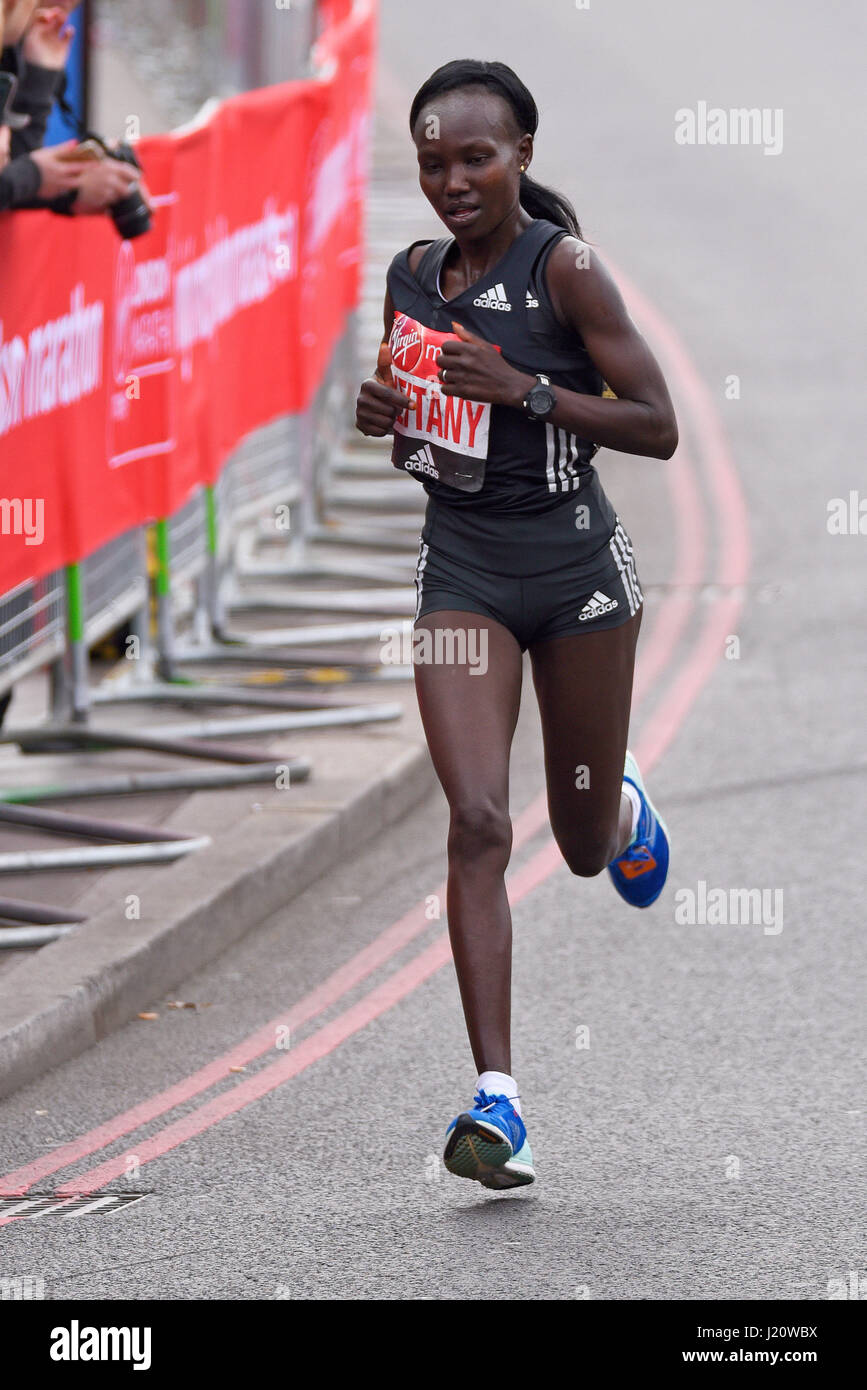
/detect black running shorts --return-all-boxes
[413,495,643,651]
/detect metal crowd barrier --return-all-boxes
[0,574,66,715]
[0,0,421,943]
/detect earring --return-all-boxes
[520,164,525,172]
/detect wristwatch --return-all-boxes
[521,373,557,421]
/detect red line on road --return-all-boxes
[52,936,458,1196]
[610,262,750,768]
[510,260,710,845]
[504,431,705,851]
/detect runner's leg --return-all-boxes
[527,608,643,875]
[412,609,523,1074]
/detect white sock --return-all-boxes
[622,781,642,845]
[476,1070,522,1117]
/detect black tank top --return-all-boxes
[385,217,616,540]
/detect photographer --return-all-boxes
[1,1,90,209]
[6,2,73,155]
[1,1,151,218]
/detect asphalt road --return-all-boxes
[0,0,863,1301]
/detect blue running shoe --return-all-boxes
[443,1090,535,1189]
[607,750,671,908]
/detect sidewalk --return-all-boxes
[0,100,440,1102]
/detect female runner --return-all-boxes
[355,59,678,1190]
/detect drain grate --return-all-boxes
[0,1192,149,1222]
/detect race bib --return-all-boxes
[388,312,500,493]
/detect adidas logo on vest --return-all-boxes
[473,282,512,310]
[404,443,438,478]
[526,289,539,308]
[578,590,619,621]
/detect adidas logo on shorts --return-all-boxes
[578,590,619,621]
[473,282,512,310]
[404,443,439,478]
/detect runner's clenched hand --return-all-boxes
[355,341,412,437]
[437,320,529,405]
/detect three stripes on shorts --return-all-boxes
[609,519,643,616]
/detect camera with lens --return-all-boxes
[86,133,152,239]
[54,90,152,240]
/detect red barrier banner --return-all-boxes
[300,0,377,398]
[0,0,376,595]
[316,0,356,33]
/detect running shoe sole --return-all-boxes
[444,1116,535,1188]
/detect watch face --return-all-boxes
[529,385,555,416]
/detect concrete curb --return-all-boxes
[0,723,436,1102]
